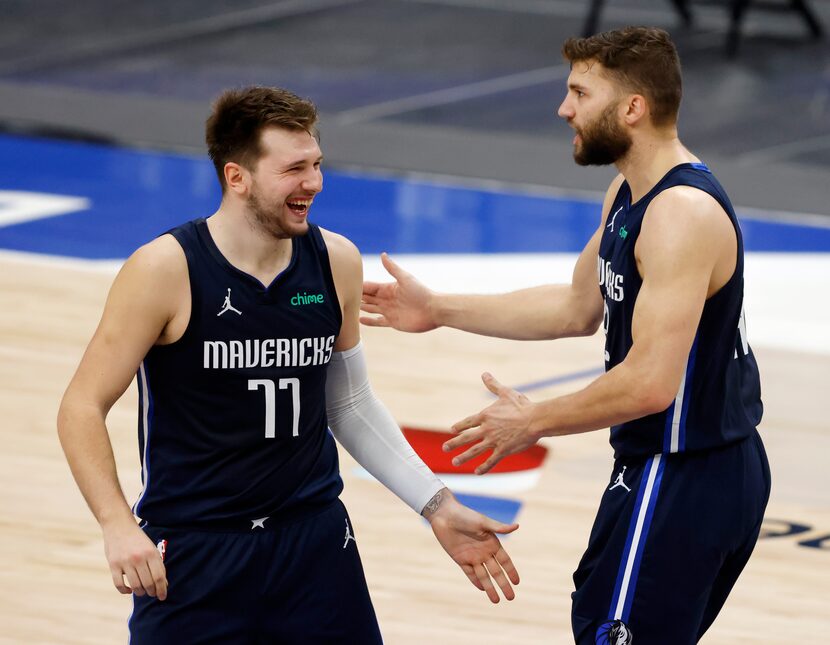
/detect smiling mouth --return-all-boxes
[286,198,312,215]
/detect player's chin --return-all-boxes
[283,214,310,237]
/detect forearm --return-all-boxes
[432,284,600,340]
[530,361,670,438]
[57,401,135,528]
[326,343,444,513]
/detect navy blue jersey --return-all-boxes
[133,218,343,526]
[598,163,762,457]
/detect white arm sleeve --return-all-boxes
[325,341,445,514]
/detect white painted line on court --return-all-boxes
[0,191,90,228]
[333,65,569,125]
[736,133,830,167]
[1,0,364,74]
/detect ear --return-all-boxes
[621,94,648,126]
[224,162,250,196]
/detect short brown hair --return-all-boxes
[562,26,682,126]
[205,86,319,189]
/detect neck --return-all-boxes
[615,129,698,203]
[207,202,294,284]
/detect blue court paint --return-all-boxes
[454,493,522,526]
[1,134,828,258]
[510,366,605,394]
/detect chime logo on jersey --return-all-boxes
[156,539,168,562]
[290,291,325,306]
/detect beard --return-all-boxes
[573,102,632,166]
[247,183,308,240]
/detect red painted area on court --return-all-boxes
[402,426,548,474]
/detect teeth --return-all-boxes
[287,199,311,207]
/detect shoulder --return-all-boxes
[645,185,729,237]
[638,186,732,263]
[319,227,362,274]
[122,233,187,282]
[110,234,188,310]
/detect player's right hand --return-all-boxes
[102,518,168,601]
[360,252,438,332]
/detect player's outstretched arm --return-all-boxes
[56,235,186,601]
[361,250,602,340]
[360,176,626,341]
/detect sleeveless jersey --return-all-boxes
[598,163,762,457]
[133,218,343,526]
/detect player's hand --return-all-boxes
[446,372,541,474]
[102,517,168,600]
[426,491,520,603]
[361,252,438,332]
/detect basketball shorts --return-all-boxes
[129,499,383,644]
[572,430,770,645]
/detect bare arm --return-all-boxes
[56,235,188,599]
[360,175,625,340]
[445,187,736,472]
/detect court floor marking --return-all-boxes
[736,132,830,167]
[0,0,363,75]
[333,64,570,125]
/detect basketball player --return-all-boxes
[57,86,519,644]
[361,27,770,645]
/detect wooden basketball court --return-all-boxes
[1,252,828,644]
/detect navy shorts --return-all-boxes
[129,499,383,644]
[572,430,770,645]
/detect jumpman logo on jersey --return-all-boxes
[251,516,268,529]
[607,206,624,233]
[343,518,356,549]
[608,466,631,492]
[217,288,242,316]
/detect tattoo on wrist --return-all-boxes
[421,487,449,518]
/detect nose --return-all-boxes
[303,166,323,194]
[557,96,573,120]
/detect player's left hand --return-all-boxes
[427,494,520,603]
[445,372,541,474]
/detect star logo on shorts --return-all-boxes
[251,516,268,529]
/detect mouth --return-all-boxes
[286,198,313,216]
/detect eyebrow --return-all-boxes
[568,82,587,92]
[282,155,324,168]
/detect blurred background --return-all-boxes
[1,0,828,213]
[1,1,829,643]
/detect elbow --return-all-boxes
[571,310,603,337]
[56,394,76,444]
[634,380,678,416]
